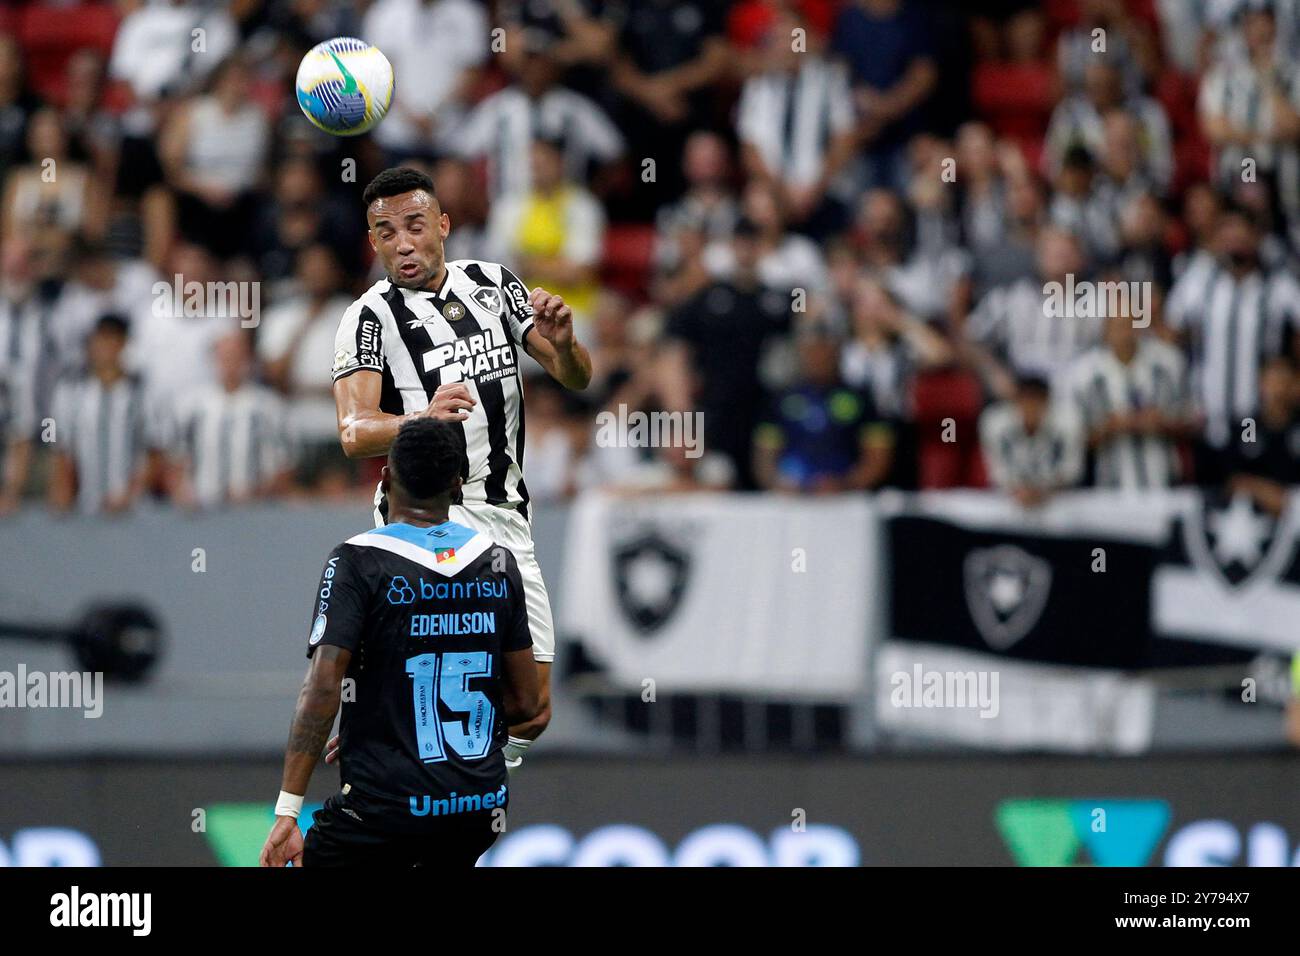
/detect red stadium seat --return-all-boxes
[600,223,656,301]
[911,367,988,489]
[18,3,119,103]
[971,61,1056,161]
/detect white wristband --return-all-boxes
[275,790,305,819]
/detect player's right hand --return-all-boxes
[325,734,340,764]
[422,382,476,421]
[260,816,304,867]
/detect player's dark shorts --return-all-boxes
[303,793,499,867]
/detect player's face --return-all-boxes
[367,189,450,290]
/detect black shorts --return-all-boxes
[302,793,499,868]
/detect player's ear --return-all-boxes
[379,465,390,493]
[450,474,463,497]
[440,211,450,239]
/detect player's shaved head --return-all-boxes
[385,419,465,509]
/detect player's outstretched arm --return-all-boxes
[524,288,592,391]
[334,369,477,458]
[259,645,351,867]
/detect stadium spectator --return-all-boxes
[950,122,1012,253]
[165,330,294,510]
[0,233,94,432]
[1055,0,1150,98]
[966,168,1046,296]
[979,373,1085,507]
[1165,204,1300,452]
[2,108,103,242]
[1199,2,1300,244]
[497,0,615,100]
[964,226,1102,399]
[607,0,730,209]
[830,0,938,194]
[361,0,488,164]
[517,374,586,503]
[108,0,238,198]
[255,243,353,492]
[0,34,37,184]
[61,49,118,183]
[653,130,740,277]
[736,9,858,237]
[485,135,606,334]
[1064,312,1194,489]
[0,238,37,514]
[662,217,795,488]
[842,273,952,421]
[1048,144,1121,262]
[851,187,964,325]
[250,156,355,287]
[1042,60,1172,195]
[126,242,232,419]
[1220,353,1300,514]
[753,325,895,494]
[455,34,624,203]
[706,181,831,301]
[1172,180,1224,281]
[47,314,152,515]
[428,157,491,264]
[159,54,270,261]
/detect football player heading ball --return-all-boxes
[331,166,592,768]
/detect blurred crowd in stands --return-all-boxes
[1,0,1299,517]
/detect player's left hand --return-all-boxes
[259,816,304,867]
[529,288,575,350]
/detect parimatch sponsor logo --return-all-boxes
[421,329,516,385]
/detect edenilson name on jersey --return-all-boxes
[409,611,498,637]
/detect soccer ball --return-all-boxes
[295,37,394,136]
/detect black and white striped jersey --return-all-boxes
[1199,57,1300,224]
[978,400,1086,492]
[170,382,293,509]
[967,276,1106,385]
[50,373,149,514]
[1063,339,1189,489]
[1166,257,1300,448]
[332,260,536,513]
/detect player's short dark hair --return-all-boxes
[389,419,464,500]
[362,167,436,208]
